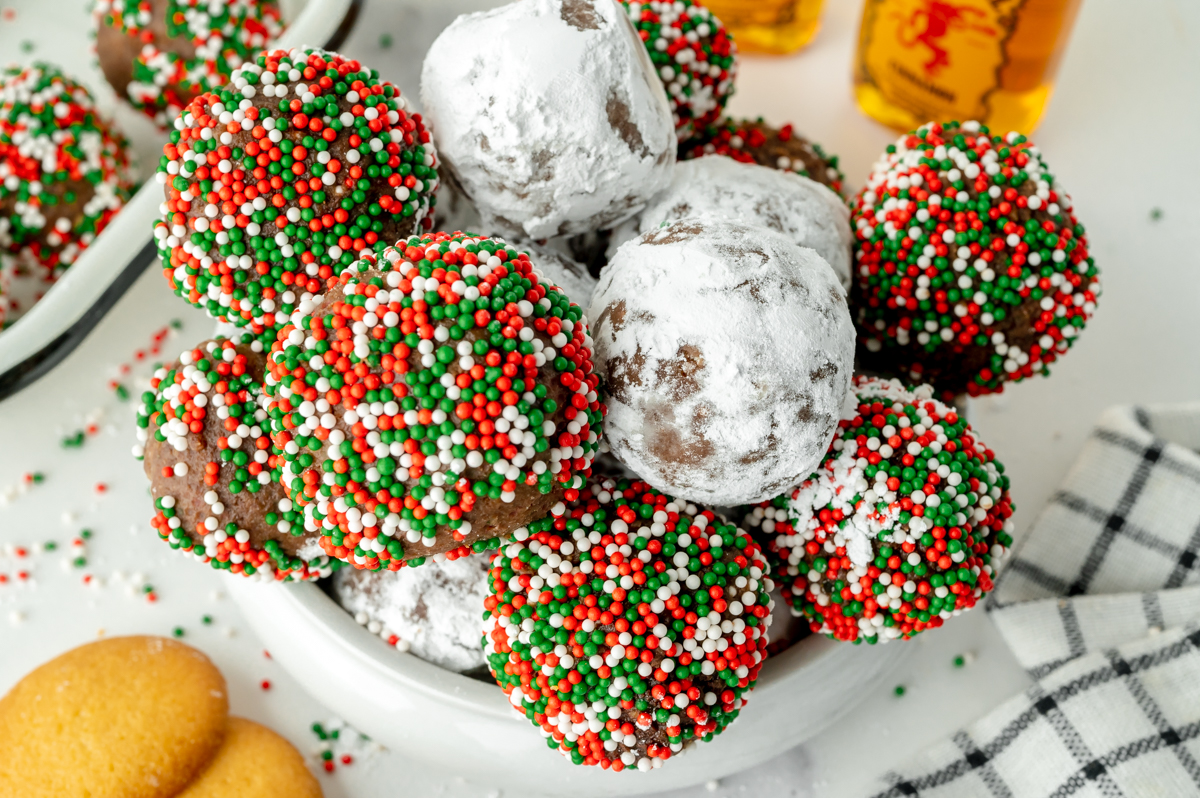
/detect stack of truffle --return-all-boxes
[120,0,1101,776]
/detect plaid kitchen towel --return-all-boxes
[870,403,1200,797]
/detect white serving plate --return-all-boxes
[230,577,908,796]
[0,0,360,397]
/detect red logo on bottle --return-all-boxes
[897,1,998,76]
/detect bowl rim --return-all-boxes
[0,0,363,400]
[254,574,856,712]
[229,572,911,796]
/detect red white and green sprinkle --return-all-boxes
[309,719,381,774]
[744,376,1014,644]
[620,0,736,138]
[0,63,133,291]
[851,120,1100,396]
[265,231,604,571]
[136,335,335,581]
[153,47,438,344]
[681,117,846,196]
[94,0,283,127]
[484,476,774,771]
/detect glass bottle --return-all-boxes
[853,0,1084,133]
[703,0,826,55]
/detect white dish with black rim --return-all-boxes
[0,0,362,399]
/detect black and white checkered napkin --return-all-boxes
[870,403,1200,797]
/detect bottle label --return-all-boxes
[858,0,1024,122]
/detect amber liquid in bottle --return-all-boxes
[703,0,826,55]
[853,0,1084,133]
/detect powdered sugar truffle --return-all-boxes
[420,0,676,239]
[589,219,855,506]
[519,242,598,309]
[609,157,853,288]
[334,554,491,672]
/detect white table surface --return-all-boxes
[1,0,1198,796]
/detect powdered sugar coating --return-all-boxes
[519,242,598,310]
[609,157,853,288]
[334,553,490,672]
[780,381,943,573]
[589,219,855,506]
[420,0,676,239]
[431,181,600,306]
[742,375,1014,643]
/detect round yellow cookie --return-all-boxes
[0,636,228,798]
[175,716,322,798]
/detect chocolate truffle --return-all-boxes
[335,551,491,672]
[851,121,1100,397]
[608,156,852,288]
[153,47,439,347]
[589,219,854,506]
[743,376,1014,643]
[619,0,737,139]
[420,0,675,239]
[263,232,605,571]
[483,476,774,770]
[681,117,845,197]
[0,63,133,279]
[94,0,282,127]
[136,335,334,581]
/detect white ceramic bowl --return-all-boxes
[230,578,909,796]
[0,0,359,396]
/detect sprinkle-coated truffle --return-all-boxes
[851,121,1100,397]
[619,0,737,139]
[743,376,1014,643]
[263,232,605,571]
[154,47,439,344]
[136,335,335,581]
[0,63,133,279]
[681,117,845,197]
[94,0,283,127]
[484,475,774,770]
